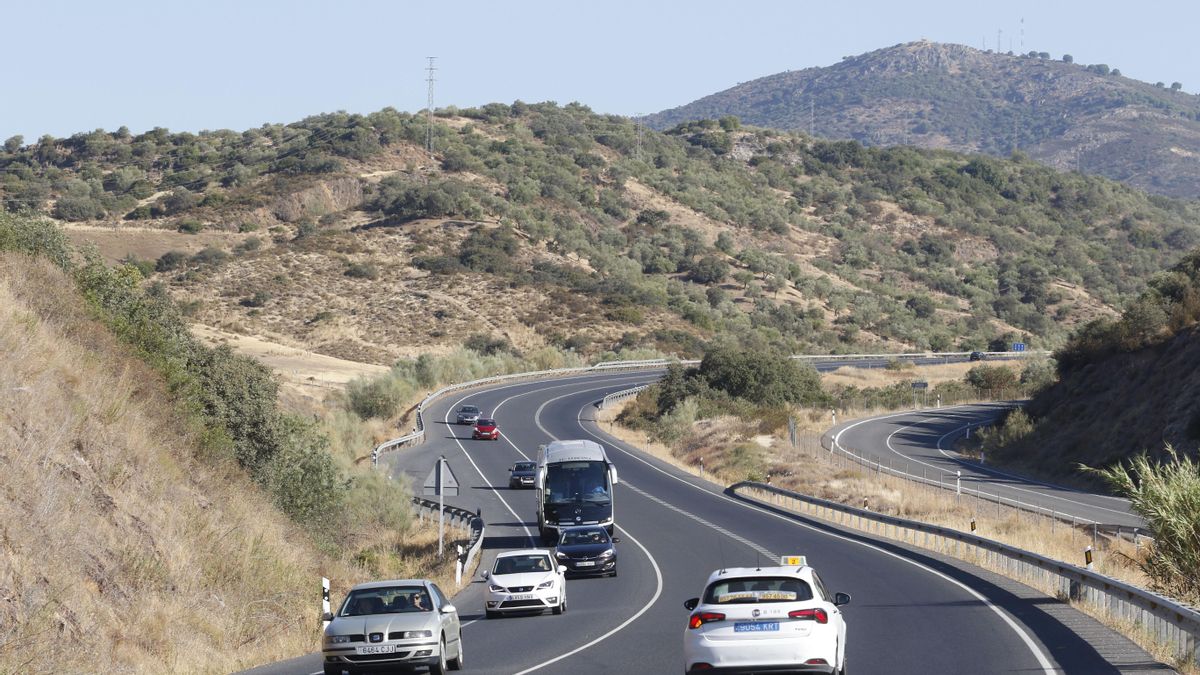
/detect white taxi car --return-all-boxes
[482,549,567,618]
[682,556,850,674]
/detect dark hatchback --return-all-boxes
[509,461,537,489]
[554,525,619,577]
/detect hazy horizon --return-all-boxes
[3,0,1196,141]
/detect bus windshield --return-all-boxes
[544,461,609,505]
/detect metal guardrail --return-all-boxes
[411,497,486,587]
[730,481,1200,667]
[599,384,651,409]
[372,350,1050,463]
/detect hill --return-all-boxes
[643,40,1200,199]
[0,252,328,671]
[4,103,1200,366]
[991,249,1200,481]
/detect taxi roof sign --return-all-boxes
[780,555,807,566]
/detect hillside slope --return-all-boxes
[0,253,323,672]
[5,104,1200,366]
[993,249,1200,481]
[644,40,1200,198]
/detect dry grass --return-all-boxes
[0,255,473,673]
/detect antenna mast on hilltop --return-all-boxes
[425,56,437,158]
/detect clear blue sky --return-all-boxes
[3,0,1195,141]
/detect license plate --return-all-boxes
[510,594,535,601]
[734,621,780,632]
[355,645,396,655]
[576,561,595,567]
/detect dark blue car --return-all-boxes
[554,525,619,577]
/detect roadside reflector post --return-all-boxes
[955,471,962,496]
[863,497,869,511]
[699,457,704,478]
[970,519,976,532]
[456,544,464,587]
[1085,545,1094,570]
[322,577,331,630]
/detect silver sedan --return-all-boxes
[322,579,464,674]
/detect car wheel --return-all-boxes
[610,567,618,578]
[448,631,464,671]
[429,636,449,675]
[552,597,565,615]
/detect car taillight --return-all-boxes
[688,611,725,629]
[788,608,828,624]
[804,658,829,665]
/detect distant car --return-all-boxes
[456,405,482,425]
[969,351,985,361]
[509,461,537,489]
[682,556,850,675]
[555,525,619,577]
[322,579,464,675]
[473,418,500,440]
[482,550,567,619]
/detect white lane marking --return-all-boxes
[932,425,1132,504]
[573,405,1057,674]
[512,525,663,675]
[836,406,1134,520]
[880,416,1134,520]
[621,482,775,561]
[443,392,536,549]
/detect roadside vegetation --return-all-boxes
[0,212,467,672]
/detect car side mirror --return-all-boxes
[558,565,567,574]
[833,592,851,606]
[321,611,335,622]
[480,570,489,580]
[683,598,699,611]
[611,536,621,543]
[440,603,457,614]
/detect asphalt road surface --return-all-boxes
[242,368,1167,675]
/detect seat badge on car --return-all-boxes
[752,609,761,618]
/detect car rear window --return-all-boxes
[703,577,813,604]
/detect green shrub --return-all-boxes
[1085,446,1200,604]
[345,262,379,280]
[177,219,205,234]
[156,250,188,272]
[347,374,411,420]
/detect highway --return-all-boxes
[243,368,1167,675]
[830,403,1145,530]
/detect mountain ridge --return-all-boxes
[644,40,1200,198]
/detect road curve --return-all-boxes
[242,370,1167,675]
[830,404,1144,530]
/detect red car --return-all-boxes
[473,418,500,440]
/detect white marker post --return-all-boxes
[321,577,331,630]
[1084,545,1093,570]
[955,470,962,496]
[456,544,464,587]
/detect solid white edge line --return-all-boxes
[574,402,1057,674]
